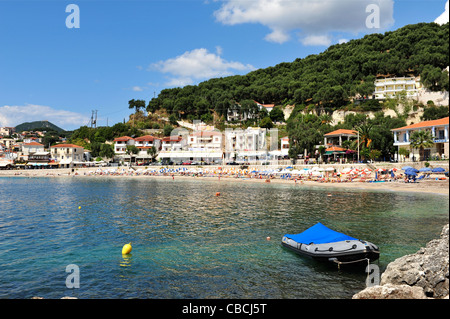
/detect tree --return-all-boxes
[128,99,146,113]
[259,117,273,129]
[147,146,158,162]
[126,145,139,165]
[99,143,114,159]
[409,130,434,161]
[163,124,174,136]
[269,106,285,122]
[168,114,178,126]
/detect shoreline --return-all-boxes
[1,167,448,196]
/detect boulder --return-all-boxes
[380,224,449,298]
[353,284,427,299]
[353,224,449,299]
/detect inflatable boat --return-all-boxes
[281,223,379,265]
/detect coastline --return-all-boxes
[1,167,448,196]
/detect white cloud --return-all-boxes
[0,104,89,130]
[214,0,394,44]
[434,0,449,25]
[132,86,145,92]
[150,48,255,87]
[301,35,332,47]
[338,38,349,44]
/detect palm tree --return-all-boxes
[351,123,373,160]
[147,146,158,163]
[409,130,434,161]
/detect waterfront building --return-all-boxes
[224,127,268,162]
[113,136,135,155]
[392,117,449,160]
[280,136,290,157]
[50,144,85,168]
[324,129,357,147]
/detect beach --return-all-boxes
[1,166,448,196]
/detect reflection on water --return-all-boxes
[0,177,448,299]
[120,255,132,268]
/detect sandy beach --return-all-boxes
[1,166,448,196]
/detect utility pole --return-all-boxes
[90,110,98,128]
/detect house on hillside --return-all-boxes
[373,76,422,99]
[392,117,449,160]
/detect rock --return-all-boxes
[353,284,427,299]
[353,224,449,299]
[380,224,449,298]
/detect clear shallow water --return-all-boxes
[0,176,448,299]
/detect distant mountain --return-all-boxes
[15,120,65,133]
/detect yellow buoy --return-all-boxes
[122,243,132,255]
[78,206,81,209]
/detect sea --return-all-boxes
[0,176,448,299]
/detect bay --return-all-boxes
[0,177,448,299]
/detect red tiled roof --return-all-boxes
[162,136,183,142]
[24,142,44,146]
[113,136,133,142]
[325,146,346,152]
[50,144,83,148]
[324,129,357,136]
[134,135,160,142]
[391,117,449,131]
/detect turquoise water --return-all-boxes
[0,177,448,299]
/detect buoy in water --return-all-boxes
[78,206,81,209]
[266,236,271,241]
[122,243,132,255]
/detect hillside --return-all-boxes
[15,120,65,133]
[145,22,449,120]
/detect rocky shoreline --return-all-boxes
[353,224,449,299]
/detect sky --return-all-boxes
[0,0,448,131]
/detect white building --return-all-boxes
[50,143,85,168]
[392,116,449,160]
[22,141,44,156]
[161,136,186,152]
[373,76,422,99]
[280,136,290,157]
[224,127,268,162]
[113,136,135,155]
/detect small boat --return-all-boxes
[281,223,379,265]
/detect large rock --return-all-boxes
[353,224,449,299]
[380,224,449,298]
[353,284,427,299]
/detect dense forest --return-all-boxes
[144,22,448,119]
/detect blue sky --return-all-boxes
[0,0,448,131]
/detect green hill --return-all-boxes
[145,22,449,119]
[15,120,65,133]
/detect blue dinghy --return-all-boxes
[282,223,379,264]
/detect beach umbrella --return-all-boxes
[405,169,418,176]
[431,167,445,173]
[375,168,385,172]
[419,167,432,172]
[391,168,398,172]
[402,166,413,170]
